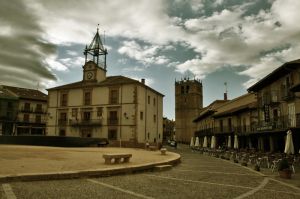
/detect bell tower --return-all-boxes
[83,26,108,82]
[175,78,203,143]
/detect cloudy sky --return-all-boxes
[1,0,300,119]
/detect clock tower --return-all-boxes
[83,26,107,82]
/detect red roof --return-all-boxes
[3,85,47,101]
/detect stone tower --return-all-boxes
[175,78,203,143]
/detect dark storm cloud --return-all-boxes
[0,0,57,88]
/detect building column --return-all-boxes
[258,137,263,151]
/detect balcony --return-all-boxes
[195,128,214,136]
[256,114,300,131]
[280,85,295,101]
[259,91,280,107]
[235,125,257,134]
[34,108,47,114]
[107,118,118,125]
[0,116,16,122]
[58,119,68,126]
[17,118,46,124]
[281,91,295,101]
[70,119,102,127]
[20,107,33,113]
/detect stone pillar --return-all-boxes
[258,137,264,151]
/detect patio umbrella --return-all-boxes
[194,137,200,147]
[203,136,208,148]
[284,130,294,155]
[211,136,216,149]
[234,135,239,149]
[227,136,231,148]
[190,137,194,148]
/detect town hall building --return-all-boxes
[46,28,164,147]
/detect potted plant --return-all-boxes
[278,158,292,179]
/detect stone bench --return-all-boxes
[103,153,132,164]
[160,148,167,155]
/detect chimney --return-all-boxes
[141,78,145,84]
[224,92,228,100]
[224,82,228,100]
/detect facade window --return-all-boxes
[23,114,30,122]
[148,96,150,104]
[72,108,78,118]
[140,111,144,120]
[153,98,156,106]
[36,104,42,113]
[84,91,91,105]
[97,107,103,117]
[181,86,184,94]
[109,89,119,104]
[7,101,12,109]
[59,112,67,125]
[24,102,30,112]
[108,111,118,125]
[154,114,156,123]
[61,93,68,106]
[243,118,247,132]
[35,115,41,123]
[186,85,190,93]
[6,112,12,119]
[108,129,117,140]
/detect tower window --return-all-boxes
[148,96,150,104]
[181,86,184,94]
[186,86,190,93]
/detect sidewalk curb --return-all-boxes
[0,154,181,183]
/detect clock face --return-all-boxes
[87,72,93,79]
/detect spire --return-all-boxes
[84,25,108,69]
